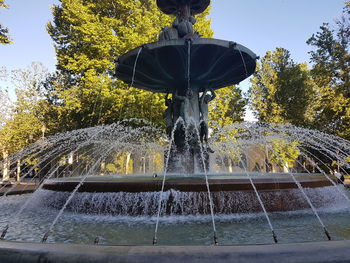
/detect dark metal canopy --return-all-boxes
[156,0,210,15]
[115,38,257,94]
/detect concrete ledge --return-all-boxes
[1,240,350,263]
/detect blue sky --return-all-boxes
[0,0,345,71]
[210,0,346,64]
[0,0,347,119]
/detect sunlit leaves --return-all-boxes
[47,0,213,130]
[307,3,350,139]
[249,48,315,127]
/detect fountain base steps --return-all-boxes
[0,240,350,263]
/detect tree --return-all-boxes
[249,48,315,126]
[210,86,247,127]
[0,0,12,44]
[0,68,12,127]
[306,2,350,139]
[0,63,50,177]
[46,0,214,131]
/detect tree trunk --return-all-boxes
[142,157,146,174]
[125,153,131,174]
[228,160,233,173]
[100,161,106,175]
[16,159,21,182]
[2,150,10,181]
[68,152,74,165]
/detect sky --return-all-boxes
[0,0,347,119]
[211,0,345,64]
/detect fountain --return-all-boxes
[115,0,256,173]
[0,0,350,262]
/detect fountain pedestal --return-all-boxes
[115,0,257,173]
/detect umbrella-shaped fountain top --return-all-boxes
[116,0,257,94]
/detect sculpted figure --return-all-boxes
[173,89,193,123]
[164,94,173,138]
[158,4,199,40]
[199,88,216,151]
[172,16,198,39]
[158,26,179,41]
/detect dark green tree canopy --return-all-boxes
[46,0,214,131]
[249,48,315,126]
[306,2,350,139]
[0,0,12,44]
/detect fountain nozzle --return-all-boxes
[0,225,9,240]
[152,236,157,245]
[41,231,50,243]
[324,228,332,241]
[272,230,278,243]
[214,234,218,245]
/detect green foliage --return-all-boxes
[306,3,350,139]
[210,86,247,127]
[249,48,315,126]
[0,88,12,128]
[269,139,300,168]
[0,63,50,156]
[105,163,117,173]
[0,0,12,44]
[46,0,214,131]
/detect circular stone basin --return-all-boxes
[156,0,210,15]
[115,38,257,94]
[42,173,332,193]
[41,174,336,214]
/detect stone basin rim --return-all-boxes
[0,240,350,263]
[42,173,334,193]
[117,38,258,60]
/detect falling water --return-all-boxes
[193,124,218,245]
[153,118,182,245]
[0,121,349,245]
[130,47,143,88]
[251,128,332,240]
[1,124,115,239]
[237,153,278,243]
[42,125,156,242]
[238,48,249,77]
[299,150,350,202]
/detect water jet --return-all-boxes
[0,0,350,262]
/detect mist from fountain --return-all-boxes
[0,121,349,245]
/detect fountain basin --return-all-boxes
[42,173,332,193]
[40,173,337,214]
[115,38,257,94]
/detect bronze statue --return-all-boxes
[199,88,216,152]
[173,89,194,123]
[159,26,179,41]
[164,94,173,138]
